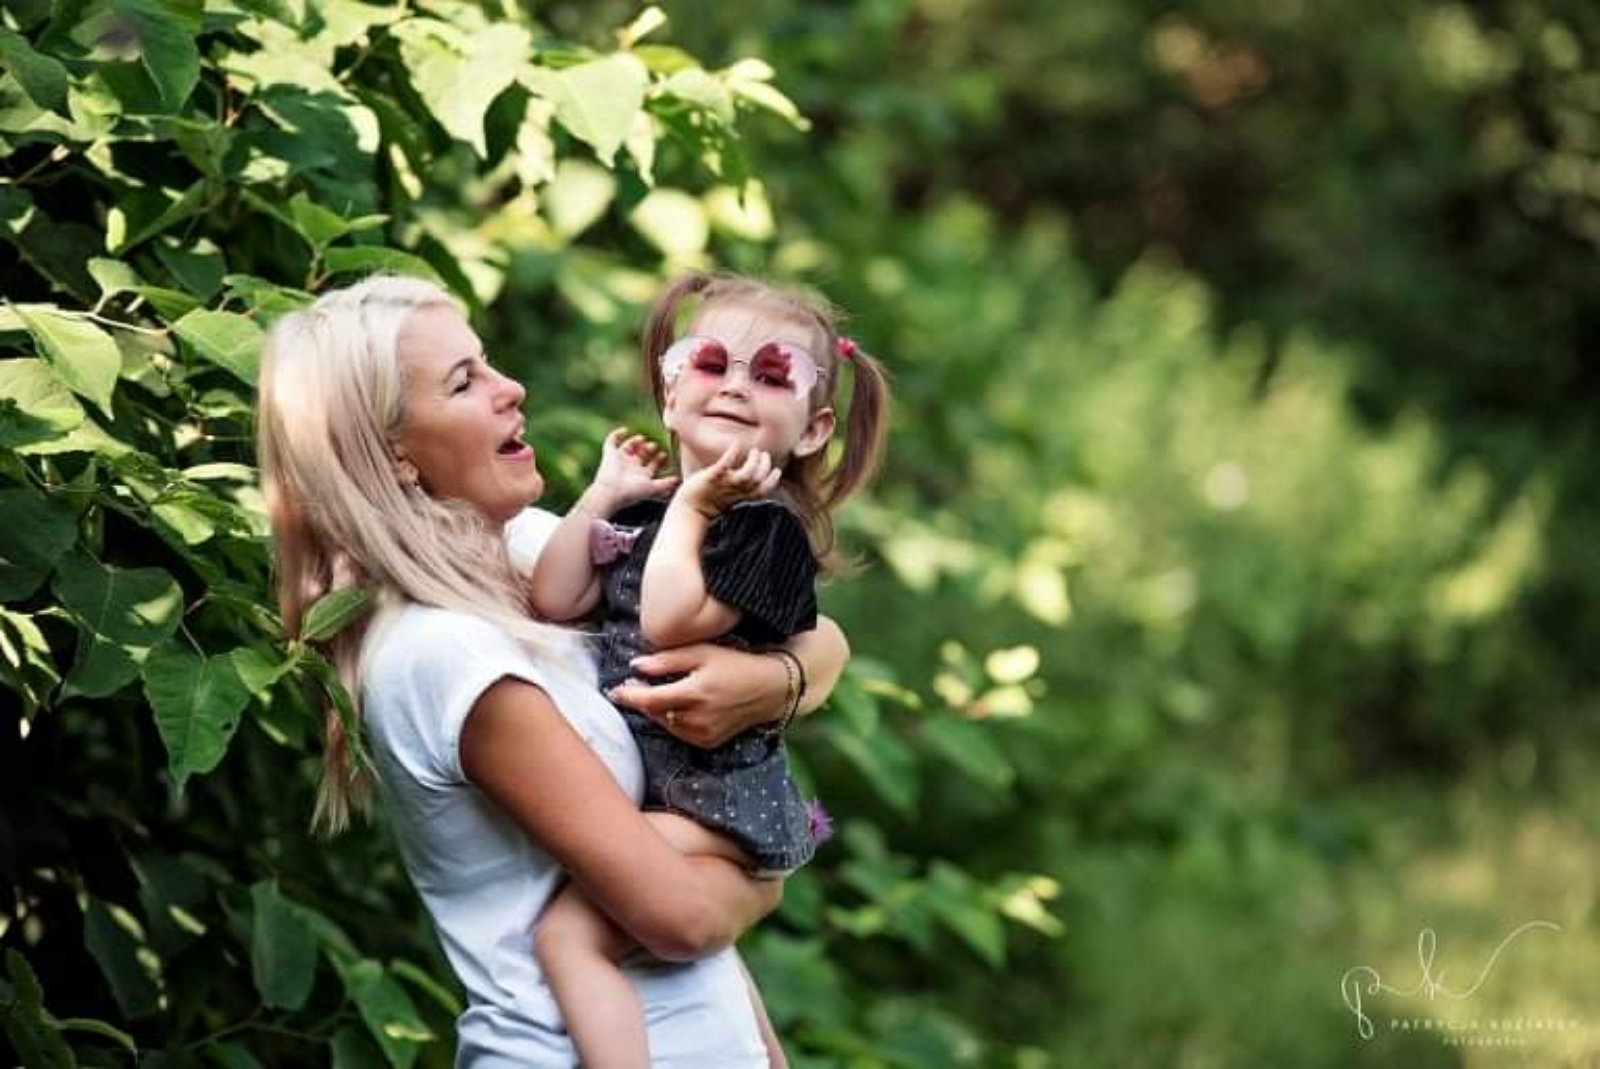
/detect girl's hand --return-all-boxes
[588,428,678,513]
[679,446,781,519]
[609,643,791,749]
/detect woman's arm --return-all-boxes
[608,615,849,749]
[460,677,781,960]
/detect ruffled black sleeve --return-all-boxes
[701,501,818,643]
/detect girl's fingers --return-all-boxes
[603,427,628,450]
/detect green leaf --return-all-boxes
[919,717,1016,794]
[108,180,208,253]
[394,19,531,156]
[288,191,387,249]
[300,586,373,643]
[52,1016,137,1055]
[13,305,120,417]
[342,960,430,1069]
[0,485,79,601]
[172,309,263,385]
[250,881,319,1011]
[330,1025,388,1069]
[228,644,296,698]
[206,1041,265,1069]
[76,0,202,112]
[924,862,1006,966]
[0,27,70,116]
[88,257,143,300]
[141,639,252,788]
[0,357,85,449]
[1,950,77,1069]
[82,897,161,1017]
[387,960,462,1017]
[323,246,444,287]
[827,724,919,816]
[0,607,62,718]
[53,553,182,698]
[528,52,650,166]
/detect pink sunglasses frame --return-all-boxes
[658,335,830,399]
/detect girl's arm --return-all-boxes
[527,429,676,621]
[461,677,780,960]
[610,615,849,749]
[641,446,780,648]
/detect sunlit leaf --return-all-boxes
[14,305,120,417]
[142,639,252,787]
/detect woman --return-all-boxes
[257,275,847,1067]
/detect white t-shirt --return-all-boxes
[359,508,766,1068]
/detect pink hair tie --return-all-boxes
[835,336,859,362]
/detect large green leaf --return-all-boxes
[323,246,445,287]
[13,305,119,417]
[394,19,531,156]
[300,586,373,643]
[53,553,183,698]
[526,52,649,166]
[0,485,79,601]
[141,638,252,787]
[74,0,201,113]
[0,27,70,116]
[0,357,85,449]
[250,881,319,1011]
[172,309,263,385]
[1,950,77,1069]
[82,897,161,1018]
[0,607,62,718]
[341,960,431,1069]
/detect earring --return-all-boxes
[397,460,420,489]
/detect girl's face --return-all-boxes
[661,301,836,475]
[392,305,542,526]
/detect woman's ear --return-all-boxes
[793,407,836,459]
[391,446,420,488]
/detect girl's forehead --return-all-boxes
[691,301,823,353]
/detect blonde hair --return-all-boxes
[257,275,575,834]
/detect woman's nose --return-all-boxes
[492,368,526,408]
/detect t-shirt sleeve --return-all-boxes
[364,609,553,788]
[700,502,818,642]
[505,507,562,573]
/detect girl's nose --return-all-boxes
[718,360,753,394]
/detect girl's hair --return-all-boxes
[257,275,577,835]
[641,272,891,568]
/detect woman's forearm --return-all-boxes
[785,615,848,716]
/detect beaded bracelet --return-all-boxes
[766,647,806,734]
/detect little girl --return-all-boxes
[527,272,890,1068]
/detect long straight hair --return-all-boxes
[640,272,892,570]
[257,275,576,834]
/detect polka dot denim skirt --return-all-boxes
[622,710,815,874]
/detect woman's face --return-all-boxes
[392,304,542,526]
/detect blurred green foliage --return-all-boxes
[3,0,1597,1067]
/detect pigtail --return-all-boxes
[821,342,891,511]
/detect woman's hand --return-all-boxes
[609,616,850,748]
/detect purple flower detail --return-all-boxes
[589,519,639,565]
[805,798,834,846]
